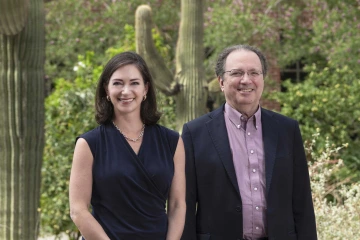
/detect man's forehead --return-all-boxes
[225,50,262,68]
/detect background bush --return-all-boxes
[271,0,360,180]
[271,63,360,180]
[41,52,100,238]
[307,134,360,239]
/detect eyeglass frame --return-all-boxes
[223,69,263,79]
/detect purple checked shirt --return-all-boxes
[224,103,267,240]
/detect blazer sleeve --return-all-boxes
[181,123,197,240]
[292,121,318,239]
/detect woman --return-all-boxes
[69,52,186,240]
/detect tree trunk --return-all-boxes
[135,0,207,131]
[0,0,45,239]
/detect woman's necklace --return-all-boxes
[112,121,145,142]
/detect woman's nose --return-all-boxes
[121,84,130,93]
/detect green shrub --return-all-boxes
[41,52,101,238]
[271,63,360,180]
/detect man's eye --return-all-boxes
[250,72,259,76]
[231,71,244,77]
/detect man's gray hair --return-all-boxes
[215,44,268,78]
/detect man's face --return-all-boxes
[219,49,264,115]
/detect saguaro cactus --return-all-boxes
[136,0,207,131]
[0,0,45,239]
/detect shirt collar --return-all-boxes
[224,103,262,130]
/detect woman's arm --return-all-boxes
[166,136,186,240]
[69,138,110,240]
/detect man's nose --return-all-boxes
[240,72,251,83]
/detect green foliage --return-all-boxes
[203,0,307,76]
[270,0,360,178]
[45,0,179,82]
[271,63,360,178]
[204,0,360,80]
[282,0,360,69]
[106,24,136,57]
[41,52,101,238]
[204,0,279,50]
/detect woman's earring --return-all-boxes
[143,95,147,102]
[106,96,110,102]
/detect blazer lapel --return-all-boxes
[206,106,240,197]
[261,108,279,196]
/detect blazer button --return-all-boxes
[235,206,242,212]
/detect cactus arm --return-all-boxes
[135,0,207,130]
[135,5,179,96]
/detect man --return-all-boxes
[181,45,317,240]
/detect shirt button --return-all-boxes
[250,150,254,154]
[247,132,251,136]
[237,124,241,129]
[254,187,258,191]
[252,169,256,173]
[256,226,259,230]
[255,206,259,210]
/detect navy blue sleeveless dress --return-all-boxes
[78,123,179,240]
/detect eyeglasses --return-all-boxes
[224,69,263,79]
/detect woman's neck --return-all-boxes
[113,113,144,133]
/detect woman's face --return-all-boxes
[106,64,148,117]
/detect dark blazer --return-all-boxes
[181,105,317,240]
